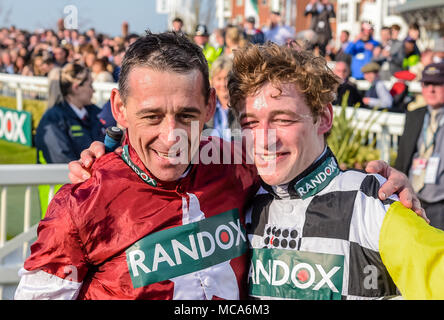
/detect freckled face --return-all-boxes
[240,82,332,186]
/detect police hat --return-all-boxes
[195,24,209,37]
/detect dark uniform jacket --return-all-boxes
[394,106,427,174]
[35,100,105,163]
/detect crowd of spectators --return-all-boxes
[0,10,442,114]
[0,20,134,83]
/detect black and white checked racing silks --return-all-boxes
[246,169,400,300]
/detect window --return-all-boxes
[237,0,243,7]
[340,3,348,23]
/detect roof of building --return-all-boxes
[394,0,444,13]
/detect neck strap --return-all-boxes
[121,145,158,187]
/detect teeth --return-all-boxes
[156,151,174,158]
[260,154,277,161]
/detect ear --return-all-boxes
[70,82,80,95]
[110,88,129,128]
[204,88,217,123]
[318,103,333,136]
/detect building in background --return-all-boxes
[394,0,444,49]
[156,0,443,52]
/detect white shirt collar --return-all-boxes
[68,102,88,120]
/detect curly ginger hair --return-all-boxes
[227,42,341,120]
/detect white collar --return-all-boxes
[68,102,88,120]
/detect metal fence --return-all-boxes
[0,164,69,300]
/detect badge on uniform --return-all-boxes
[412,157,428,176]
[424,156,440,184]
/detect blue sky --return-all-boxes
[0,0,169,36]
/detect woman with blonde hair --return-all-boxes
[35,62,104,163]
[205,55,241,140]
[224,27,247,58]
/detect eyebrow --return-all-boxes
[135,106,202,117]
[268,110,299,118]
[239,110,300,121]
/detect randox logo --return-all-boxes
[249,248,344,300]
[295,156,339,199]
[0,106,32,146]
[126,209,247,288]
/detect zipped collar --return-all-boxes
[261,146,341,200]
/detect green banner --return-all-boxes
[249,248,344,300]
[126,209,247,288]
[0,106,32,146]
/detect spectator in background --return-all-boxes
[171,17,186,36]
[244,16,264,45]
[373,24,404,81]
[210,28,225,56]
[395,62,444,230]
[124,33,139,47]
[402,37,420,71]
[1,50,15,74]
[91,57,114,82]
[304,0,335,57]
[53,46,69,67]
[32,55,44,76]
[372,26,394,80]
[332,60,363,107]
[84,50,97,69]
[410,48,434,81]
[97,99,117,129]
[333,30,352,66]
[262,11,294,46]
[223,26,247,59]
[345,21,380,80]
[14,54,28,75]
[408,23,421,47]
[361,61,393,110]
[194,24,220,69]
[42,56,63,109]
[111,48,125,82]
[35,62,104,164]
[204,55,240,141]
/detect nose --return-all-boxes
[158,116,184,149]
[254,121,278,153]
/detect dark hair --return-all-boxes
[391,24,401,31]
[119,31,210,104]
[173,17,183,24]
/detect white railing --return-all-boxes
[0,164,69,300]
[0,73,118,110]
[355,79,422,94]
[332,106,405,163]
[0,73,422,112]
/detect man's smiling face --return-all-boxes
[240,82,332,186]
[112,67,215,182]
